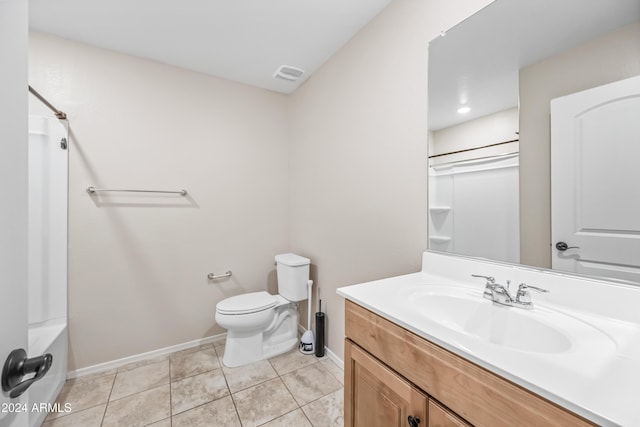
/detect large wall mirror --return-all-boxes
[427,0,640,283]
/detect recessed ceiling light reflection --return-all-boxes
[457,106,471,114]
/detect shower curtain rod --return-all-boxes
[430,151,519,170]
[28,85,67,120]
[428,138,518,159]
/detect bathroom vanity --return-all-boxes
[338,251,640,427]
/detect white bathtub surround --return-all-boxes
[338,250,640,427]
[27,116,68,326]
[428,107,520,263]
[25,115,69,427]
[428,153,520,263]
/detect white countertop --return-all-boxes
[337,252,640,427]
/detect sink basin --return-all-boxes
[405,286,575,353]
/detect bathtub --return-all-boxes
[27,319,67,427]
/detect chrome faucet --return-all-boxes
[514,283,549,309]
[471,275,549,309]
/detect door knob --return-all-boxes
[555,241,579,251]
[2,348,53,398]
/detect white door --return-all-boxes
[551,75,640,283]
[1,0,30,425]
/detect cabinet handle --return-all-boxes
[408,415,421,427]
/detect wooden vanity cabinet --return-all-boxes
[428,400,471,427]
[345,337,469,427]
[344,300,596,427]
[345,340,427,427]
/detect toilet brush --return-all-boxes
[299,280,315,354]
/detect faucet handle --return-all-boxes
[517,283,549,294]
[472,275,496,301]
[471,274,495,284]
[515,283,549,308]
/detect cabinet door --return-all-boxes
[429,399,471,427]
[345,339,428,427]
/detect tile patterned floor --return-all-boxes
[43,342,344,427]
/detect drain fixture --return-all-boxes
[273,65,305,82]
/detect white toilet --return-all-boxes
[215,253,310,367]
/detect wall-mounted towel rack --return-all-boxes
[86,186,187,196]
[208,271,232,280]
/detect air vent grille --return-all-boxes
[273,65,305,82]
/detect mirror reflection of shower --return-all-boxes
[428,108,520,264]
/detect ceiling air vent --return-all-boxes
[273,65,305,82]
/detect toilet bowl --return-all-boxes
[215,253,310,367]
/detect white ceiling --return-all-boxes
[29,0,392,94]
[428,0,640,130]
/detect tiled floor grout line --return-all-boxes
[213,347,244,426]
[170,399,221,421]
[229,394,245,427]
[276,352,342,427]
[275,369,316,427]
[99,372,117,427]
[168,357,173,427]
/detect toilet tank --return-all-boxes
[275,253,310,302]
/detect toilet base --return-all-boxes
[222,304,299,368]
[262,336,298,360]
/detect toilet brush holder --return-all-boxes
[300,330,315,354]
[299,279,315,355]
[315,311,325,357]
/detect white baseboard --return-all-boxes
[297,323,343,370]
[68,327,344,380]
[67,333,227,379]
[323,346,344,370]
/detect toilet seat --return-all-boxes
[216,291,278,315]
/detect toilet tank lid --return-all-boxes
[217,291,277,315]
[275,253,310,266]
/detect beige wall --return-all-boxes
[288,0,492,359]
[519,22,640,268]
[29,33,290,371]
[29,0,494,370]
